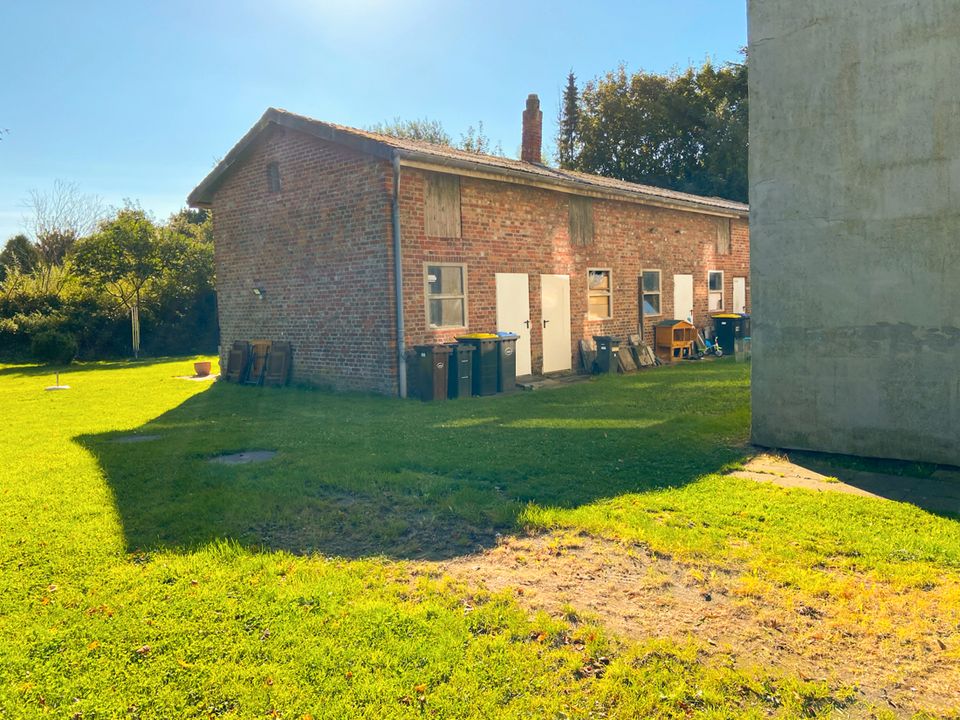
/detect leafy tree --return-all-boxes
[0,234,40,281]
[556,71,580,168]
[569,58,748,202]
[368,117,505,157]
[167,207,213,245]
[2,203,218,362]
[71,207,163,357]
[458,121,503,156]
[692,59,748,202]
[367,117,452,146]
[36,229,78,269]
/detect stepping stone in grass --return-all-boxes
[208,450,277,465]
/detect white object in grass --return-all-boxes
[45,372,70,391]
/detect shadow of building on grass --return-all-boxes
[784,450,960,517]
[77,364,751,561]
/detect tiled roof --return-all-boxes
[188,108,749,216]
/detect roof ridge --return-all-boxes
[189,108,749,215]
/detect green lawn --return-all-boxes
[1,358,957,718]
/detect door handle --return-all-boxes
[524,320,530,328]
[543,319,550,328]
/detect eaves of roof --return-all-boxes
[188,107,749,218]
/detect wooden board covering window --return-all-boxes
[716,218,732,255]
[569,197,595,246]
[587,268,612,319]
[424,173,461,238]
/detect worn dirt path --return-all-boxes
[433,532,960,717]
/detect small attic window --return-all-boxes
[266,162,281,193]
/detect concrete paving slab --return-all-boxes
[517,374,591,391]
[731,454,960,516]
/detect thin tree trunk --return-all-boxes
[131,289,141,359]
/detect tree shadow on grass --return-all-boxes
[77,363,753,561]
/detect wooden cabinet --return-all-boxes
[654,320,696,363]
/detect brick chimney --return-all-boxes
[521,93,542,164]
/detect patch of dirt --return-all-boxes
[435,532,960,717]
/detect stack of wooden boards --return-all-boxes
[578,335,659,374]
[623,334,659,371]
[223,340,293,386]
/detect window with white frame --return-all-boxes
[425,264,466,328]
[587,269,612,319]
[641,270,661,317]
[708,270,724,311]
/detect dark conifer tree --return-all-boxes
[556,71,580,168]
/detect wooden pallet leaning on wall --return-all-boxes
[579,339,597,374]
[627,334,659,367]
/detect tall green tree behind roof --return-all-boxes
[568,58,748,203]
[556,70,581,169]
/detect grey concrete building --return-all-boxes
[749,1,960,466]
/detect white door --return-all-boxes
[673,274,694,321]
[495,273,532,376]
[540,274,572,373]
[733,277,746,314]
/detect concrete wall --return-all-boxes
[749,0,960,465]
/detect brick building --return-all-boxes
[188,97,749,395]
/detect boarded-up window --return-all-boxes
[424,173,461,238]
[587,269,612,319]
[266,162,281,193]
[716,218,732,255]
[569,196,594,245]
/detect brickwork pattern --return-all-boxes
[210,129,749,393]
[212,127,396,392]
[401,169,749,375]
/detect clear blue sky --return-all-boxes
[0,0,746,241]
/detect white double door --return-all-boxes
[495,273,572,376]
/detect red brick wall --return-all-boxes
[209,128,749,393]
[211,127,396,392]
[400,169,749,374]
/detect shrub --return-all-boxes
[30,330,78,365]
